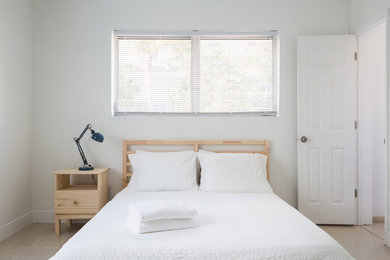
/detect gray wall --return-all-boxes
[0,0,32,227]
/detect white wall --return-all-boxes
[358,21,386,221]
[0,0,32,238]
[350,0,390,31]
[31,0,350,215]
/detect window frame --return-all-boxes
[111,30,279,116]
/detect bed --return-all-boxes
[51,140,353,260]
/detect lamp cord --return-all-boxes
[92,175,96,185]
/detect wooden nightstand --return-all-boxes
[52,168,109,235]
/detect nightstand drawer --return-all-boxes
[54,190,98,214]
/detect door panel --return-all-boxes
[297,35,357,224]
[307,147,321,203]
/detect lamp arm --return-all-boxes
[74,139,89,166]
[75,124,92,141]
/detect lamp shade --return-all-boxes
[91,132,104,143]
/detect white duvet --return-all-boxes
[51,190,354,260]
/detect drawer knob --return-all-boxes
[73,200,79,205]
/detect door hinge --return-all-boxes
[354,52,358,61]
[354,189,358,198]
[354,120,358,130]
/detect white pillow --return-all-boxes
[128,150,198,191]
[198,150,273,192]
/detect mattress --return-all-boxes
[51,190,354,259]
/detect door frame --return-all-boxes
[355,9,389,246]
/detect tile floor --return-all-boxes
[0,222,389,259]
[320,223,390,260]
[0,223,82,260]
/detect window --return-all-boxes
[112,31,279,116]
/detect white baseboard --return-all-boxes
[32,210,54,223]
[0,212,32,242]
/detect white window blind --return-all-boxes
[112,31,279,116]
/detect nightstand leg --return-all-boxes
[55,215,61,235]
[67,219,72,226]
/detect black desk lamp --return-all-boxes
[74,124,104,171]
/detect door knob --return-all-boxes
[300,136,308,143]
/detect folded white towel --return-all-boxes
[128,200,198,222]
[126,216,199,234]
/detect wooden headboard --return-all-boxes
[122,140,270,188]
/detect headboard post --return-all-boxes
[264,141,270,181]
[193,144,199,152]
[122,140,270,188]
[122,141,129,188]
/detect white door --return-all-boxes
[297,35,357,224]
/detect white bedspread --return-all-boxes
[51,190,354,260]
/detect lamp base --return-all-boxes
[79,165,94,171]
